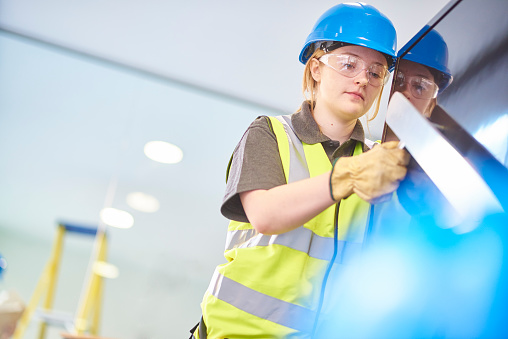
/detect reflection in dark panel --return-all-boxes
[386,0,508,166]
[384,0,508,212]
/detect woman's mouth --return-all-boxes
[346,92,364,100]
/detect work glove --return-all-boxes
[330,141,410,203]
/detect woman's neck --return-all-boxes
[313,103,357,144]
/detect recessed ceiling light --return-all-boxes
[100,208,134,229]
[93,261,119,279]
[144,141,183,164]
[126,192,160,213]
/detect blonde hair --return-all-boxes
[299,47,385,122]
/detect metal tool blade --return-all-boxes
[386,92,504,232]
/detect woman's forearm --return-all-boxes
[240,171,335,235]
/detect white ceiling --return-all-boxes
[0,1,451,337]
[0,0,452,112]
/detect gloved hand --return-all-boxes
[330,141,410,203]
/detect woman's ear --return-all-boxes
[310,58,321,82]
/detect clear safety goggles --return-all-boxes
[319,54,390,87]
[394,71,439,99]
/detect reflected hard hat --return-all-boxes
[398,28,453,92]
[299,2,397,70]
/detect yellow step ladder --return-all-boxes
[14,222,110,339]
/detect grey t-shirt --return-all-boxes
[221,101,369,222]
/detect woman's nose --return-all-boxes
[354,69,369,86]
[396,81,412,100]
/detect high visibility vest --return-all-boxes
[200,115,370,339]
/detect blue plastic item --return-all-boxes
[398,27,453,92]
[0,253,7,280]
[299,2,397,70]
[59,221,99,237]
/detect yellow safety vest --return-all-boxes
[199,115,370,339]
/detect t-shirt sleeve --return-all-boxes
[220,116,286,222]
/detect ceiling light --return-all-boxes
[144,141,183,164]
[126,192,160,213]
[93,261,119,279]
[100,207,134,229]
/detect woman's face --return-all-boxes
[311,45,387,122]
[395,59,437,118]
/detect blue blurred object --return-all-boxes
[0,253,7,280]
[315,212,507,338]
[58,221,100,237]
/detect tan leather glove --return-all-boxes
[330,141,410,203]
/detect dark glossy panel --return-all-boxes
[435,0,508,167]
[392,0,508,167]
[384,0,508,212]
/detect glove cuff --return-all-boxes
[329,157,340,202]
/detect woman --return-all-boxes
[393,28,453,118]
[392,28,455,224]
[191,3,409,338]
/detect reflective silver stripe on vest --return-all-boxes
[208,269,314,334]
[225,227,362,262]
[275,115,311,183]
[225,228,258,251]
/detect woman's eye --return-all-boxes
[341,63,356,70]
[412,84,424,93]
[369,71,382,79]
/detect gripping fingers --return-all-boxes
[398,149,410,166]
[380,141,400,150]
[382,147,410,166]
[389,164,408,182]
[383,141,410,163]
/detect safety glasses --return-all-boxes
[319,54,390,87]
[394,71,439,99]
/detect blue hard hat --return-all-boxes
[299,2,397,70]
[398,27,453,92]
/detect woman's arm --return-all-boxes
[241,141,410,235]
[240,171,335,235]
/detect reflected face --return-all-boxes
[311,45,387,122]
[394,59,436,117]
